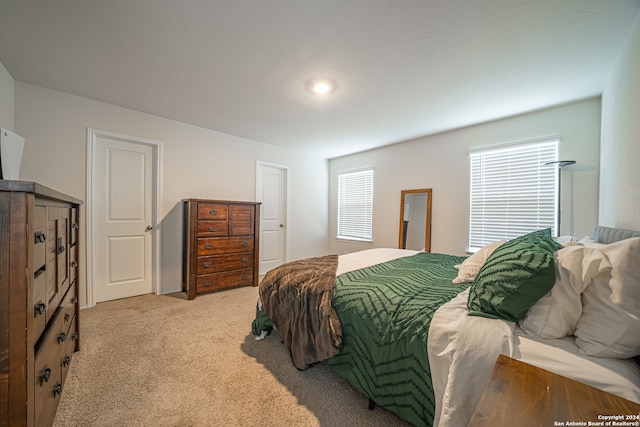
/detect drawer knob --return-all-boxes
[242,241,248,247]
[72,332,78,341]
[34,302,46,317]
[242,274,248,280]
[72,296,78,305]
[39,367,51,385]
[71,260,79,268]
[72,222,80,230]
[242,257,249,263]
[34,231,46,243]
[57,332,67,344]
[64,313,70,322]
[203,262,212,268]
[53,383,63,397]
[204,244,212,249]
[63,355,71,367]
[209,226,216,232]
[203,280,212,287]
[209,210,217,215]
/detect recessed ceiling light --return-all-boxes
[306,78,337,95]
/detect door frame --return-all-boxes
[256,161,289,273]
[86,128,163,307]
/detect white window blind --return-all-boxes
[469,139,558,251]
[337,168,373,242]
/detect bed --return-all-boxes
[252,226,640,426]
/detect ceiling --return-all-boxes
[0,1,638,159]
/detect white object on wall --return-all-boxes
[0,128,25,180]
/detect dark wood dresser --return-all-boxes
[0,181,82,427]
[468,354,640,426]
[182,199,260,300]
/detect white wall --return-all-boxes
[329,98,602,256]
[0,61,14,130]
[600,14,640,230]
[15,82,329,306]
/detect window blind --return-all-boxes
[469,140,558,251]
[337,168,373,242]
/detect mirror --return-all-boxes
[398,188,432,252]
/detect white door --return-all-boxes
[93,135,153,302]
[257,163,287,275]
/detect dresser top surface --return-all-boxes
[0,180,83,204]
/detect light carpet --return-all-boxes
[53,286,411,426]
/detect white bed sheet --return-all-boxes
[428,288,640,427]
[336,248,419,276]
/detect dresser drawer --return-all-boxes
[59,286,78,335]
[197,236,254,256]
[34,315,67,427]
[196,269,254,293]
[197,203,228,220]
[61,316,78,384]
[197,220,228,237]
[196,253,253,275]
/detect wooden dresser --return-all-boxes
[468,354,640,427]
[0,181,82,427]
[182,199,260,300]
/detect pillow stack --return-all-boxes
[520,236,640,359]
[466,228,562,322]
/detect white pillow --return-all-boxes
[577,235,605,248]
[452,240,505,284]
[575,237,640,358]
[519,246,612,338]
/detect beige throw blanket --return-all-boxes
[258,255,342,369]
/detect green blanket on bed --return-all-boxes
[327,252,468,427]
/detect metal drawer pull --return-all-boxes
[72,332,78,341]
[40,367,51,385]
[242,257,248,263]
[209,226,216,232]
[34,231,46,243]
[203,262,212,268]
[204,244,212,249]
[64,313,70,322]
[209,210,217,215]
[57,332,67,343]
[242,274,248,280]
[63,355,71,367]
[73,222,79,230]
[71,260,79,268]
[242,241,248,247]
[34,302,46,317]
[72,296,78,305]
[203,280,212,286]
[53,383,62,397]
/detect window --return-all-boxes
[469,139,558,251]
[337,168,374,242]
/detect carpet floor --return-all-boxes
[53,286,411,426]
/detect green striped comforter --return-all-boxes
[327,252,469,427]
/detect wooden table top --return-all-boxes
[468,354,640,427]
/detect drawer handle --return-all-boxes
[34,302,46,317]
[63,355,71,367]
[72,332,78,341]
[53,383,63,397]
[72,296,78,305]
[203,262,212,268]
[34,231,46,243]
[40,367,51,385]
[242,257,249,263]
[203,280,212,287]
[209,226,216,232]
[209,210,217,215]
[204,244,213,249]
[71,260,79,268]
[73,222,79,230]
[64,313,70,322]
[58,332,67,344]
[242,241,249,247]
[242,274,248,280]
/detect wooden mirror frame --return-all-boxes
[398,188,432,252]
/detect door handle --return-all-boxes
[145,225,153,232]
